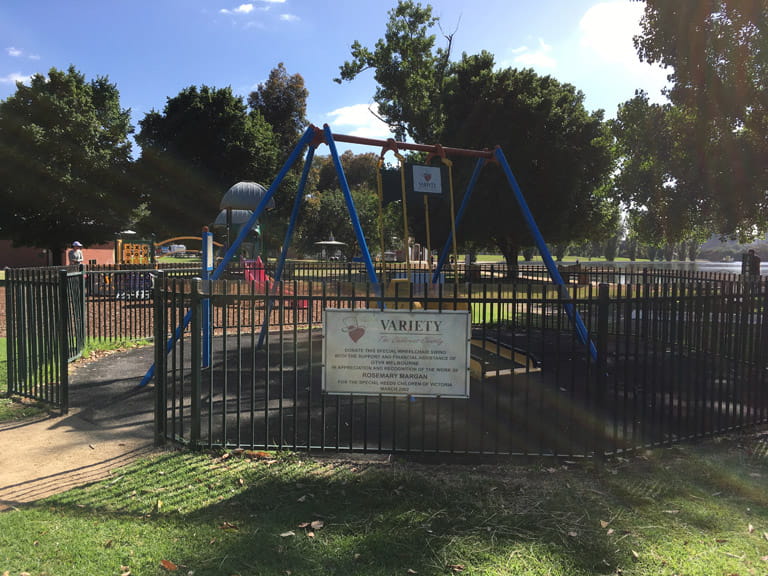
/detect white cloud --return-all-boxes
[0,72,32,85]
[579,1,643,64]
[500,39,557,71]
[220,3,254,15]
[279,13,299,22]
[513,39,556,69]
[325,103,393,140]
[221,0,283,11]
[7,46,22,57]
[578,1,669,102]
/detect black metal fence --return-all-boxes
[154,274,768,457]
[257,261,745,286]
[5,259,766,453]
[84,263,198,342]
[5,266,85,411]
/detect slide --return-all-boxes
[243,257,307,308]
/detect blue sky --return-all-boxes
[0,0,669,151]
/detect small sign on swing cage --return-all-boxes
[410,164,444,195]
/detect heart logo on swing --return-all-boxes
[423,173,432,182]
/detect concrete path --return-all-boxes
[0,346,159,510]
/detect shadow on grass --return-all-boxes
[21,433,768,576]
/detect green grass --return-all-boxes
[0,337,6,395]
[2,436,768,575]
[79,338,152,360]
[0,337,46,420]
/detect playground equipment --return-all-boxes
[469,338,541,380]
[242,256,308,308]
[156,236,223,257]
[219,181,275,257]
[141,123,596,387]
[212,209,261,258]
[115,232,155,265]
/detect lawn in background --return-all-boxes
[1,434,768,576]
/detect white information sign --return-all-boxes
[323,309,470,397]
[412,165,443,195]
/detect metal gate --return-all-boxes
[5,266,85,412]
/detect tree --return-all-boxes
[248,63,309,156]
[610,92,683,245]
[336,0,451,142]
[247,64,311,254]
[337,2,615,275]
[294,151,403,260]
[314,151,381,193]
[635,0,768,237]
[0,66,135,263]
[296,187,398,261]
[441,55,615,273]
[135,85,278,238]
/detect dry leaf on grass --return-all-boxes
[600,520,609,528]
[245,450,273,459]
[160,559,178,571]
[219,521,239,531]
[280,531,296,538]
[311,519,325,530]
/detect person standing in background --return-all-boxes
[68,241,83,265]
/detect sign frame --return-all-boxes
[322,308,471,398]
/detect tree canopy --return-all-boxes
[336,0,451,142]
[0,65,135,262]
[295,152,402,260]
[248,62,309,157]
[135,85,278,238]
[634,0,768,238]
[337,1,615,271]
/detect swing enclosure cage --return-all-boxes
[125,124,768,456]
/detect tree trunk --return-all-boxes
[496,239,519,279]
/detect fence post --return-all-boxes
[5,271,17,394]
[595,283,610,459]
[153,271,166,445]
[79,263,87,348]
[190,278,203,449]
[58,269,69,414]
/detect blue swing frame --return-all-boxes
[140,124,596,387]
